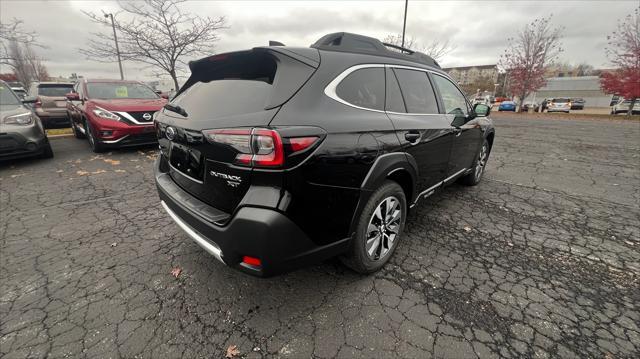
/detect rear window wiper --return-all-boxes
[164,103,188,117]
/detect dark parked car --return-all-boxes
[0,81,53,160]
[521,102,539,112]
[570,98,585,110]
[67,79,167,152]
[154,32,495,276]
[27,82,75,128]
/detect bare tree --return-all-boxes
[499,16,563,112]
[0,18,42,70]
[383,34,454,61]
[9,40,49,88]
[80,0,226,90]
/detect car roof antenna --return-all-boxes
[269,40,285,46]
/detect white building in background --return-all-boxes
[443,65,499,85]
[525,76,615,108]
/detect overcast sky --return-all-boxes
[1,0,636,85]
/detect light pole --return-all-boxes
[401,0,408,49]
[103,12,124,80]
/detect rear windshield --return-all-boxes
[37,84,73,97]
[0,84,21,105]
[171,50,315,119]
[552,98,570,103]
[86,82,159,100]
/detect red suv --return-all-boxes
[66,79,167,152]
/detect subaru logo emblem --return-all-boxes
[165,126,176,140]
[143,112,152,121]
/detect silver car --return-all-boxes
[547,98,571,113]
[0,81,53,160]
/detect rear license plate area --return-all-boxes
[169,143,204,181]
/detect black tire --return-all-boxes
[341,180,407,274]
[71,116,85,139]
[40,140,54,159]
[459,139,490,186]
[85,121,106,153]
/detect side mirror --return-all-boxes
[160,93,169,99]
[473,103,491,117]
[65,92,80,101]
[22,96,37,104]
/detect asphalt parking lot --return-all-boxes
[1,116,639,358]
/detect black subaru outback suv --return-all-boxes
[154,32,495,276]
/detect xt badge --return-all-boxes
[210,170,242,188]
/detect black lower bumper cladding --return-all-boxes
[154,157,349,276]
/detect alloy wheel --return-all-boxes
[86,123,95,148]
[475,143,488,180]
[365,196,402,261]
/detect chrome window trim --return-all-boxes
[324,64,386,113]
[324,63,445,116]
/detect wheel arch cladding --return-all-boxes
[350,152,417,237]
[387,168,414,204]
[360,152,418,197]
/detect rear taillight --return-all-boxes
[34,98,42,108]
[288,137,318,153]
[252,129,284,167]
[202,128,285,168]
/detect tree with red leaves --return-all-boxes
[499,16,563,112]
[600,7,640,115]
[0,73,18,82]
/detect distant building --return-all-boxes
[524,76,614,108]
[443,65,499,85]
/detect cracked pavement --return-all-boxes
[1,116,639,358]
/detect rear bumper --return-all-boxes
[155,157,348,276]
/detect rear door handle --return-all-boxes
[404,131,421,143]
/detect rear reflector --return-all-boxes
[242,256,261,267]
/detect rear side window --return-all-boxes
[37,84,73,97]
[432,75,469,116]
[393,69,439,114]
[336,67,385,111]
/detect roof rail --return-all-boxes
[311,32,440,69]
[381,42,414,54]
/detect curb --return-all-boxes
[48,134,74,139]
